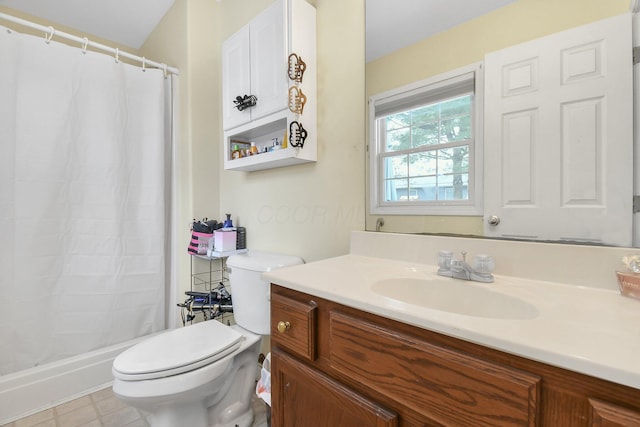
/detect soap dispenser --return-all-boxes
[223,213,233,229]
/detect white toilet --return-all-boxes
[112,251,303,427]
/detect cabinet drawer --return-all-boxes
[271,292,317,361]
[329,310,541,426]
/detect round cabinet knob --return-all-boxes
[277,321,291,333]
[488,215,500,226]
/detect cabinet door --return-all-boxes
[589,398,640,427]
[222,26,251,130]
[271,349,398,427]
[250,0,287,121]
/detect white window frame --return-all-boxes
[369,63,484,216]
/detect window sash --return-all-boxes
[378,143,472,206]
[369,63,483,216]
[377,95,474,206]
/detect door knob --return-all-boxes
[277,321,291,333]
[488,215,500,226]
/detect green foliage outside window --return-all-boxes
[380,95,472,202]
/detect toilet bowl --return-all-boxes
[112,251,303,427]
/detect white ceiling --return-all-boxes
[0,0,518,60]
[0,0,175,49]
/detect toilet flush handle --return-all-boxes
[277,321,291,333]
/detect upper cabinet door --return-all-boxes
[222,26,251,130]
[222,0,288,131]
[250,0,287,121]
[484,13,633,246]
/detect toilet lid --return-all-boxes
[113,320,243,381]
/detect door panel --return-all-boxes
[502,109,536,207]
[222,26,251,130]
[250,0,287,121]
[562,98,601,205]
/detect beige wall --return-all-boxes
[141,0,223,227]
[365,0,630,235]
[141,0,366,305]
[217,0,366,262]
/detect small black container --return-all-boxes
[236,227,246,249]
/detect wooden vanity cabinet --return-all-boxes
[270,285,640,427]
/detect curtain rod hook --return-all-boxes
[81,37,89,54]
[163,64,168,78]
[141,56,146,72]
[45,26,55,44]
[114,47,119,63]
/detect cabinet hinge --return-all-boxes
[634,46,640,65]
[633,195,640,213]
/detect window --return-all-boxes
[369,64,483,215]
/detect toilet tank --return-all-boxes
[227,251,304,335]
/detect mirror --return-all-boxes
[364,0,634,247]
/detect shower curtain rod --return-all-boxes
[0,12,179,76]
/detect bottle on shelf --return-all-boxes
[231,144,240,160]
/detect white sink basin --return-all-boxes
[371,278,538,320]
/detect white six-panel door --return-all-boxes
[484,13,633,246]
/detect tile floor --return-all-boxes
[2,386,269,427]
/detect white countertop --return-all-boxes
[264,253,640,389]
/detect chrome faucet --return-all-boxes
[437,250,494,283]
[451,251,473,280]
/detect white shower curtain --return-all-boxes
[0,26,172,375]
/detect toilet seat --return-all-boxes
[113,320,244,381]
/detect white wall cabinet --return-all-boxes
[221,0,316,172]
